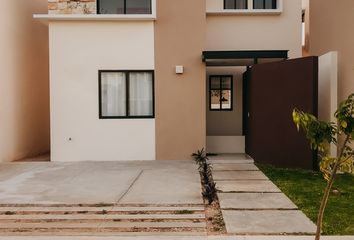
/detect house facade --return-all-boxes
[35,0,303,162]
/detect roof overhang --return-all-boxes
[202,50,289,67]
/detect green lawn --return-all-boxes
[257,164,354,235]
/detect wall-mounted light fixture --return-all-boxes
[175,65,184,74]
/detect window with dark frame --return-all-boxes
[97,0,152,14]
[224,0,248,9]
[209,75,233,111]
[253,0,277,9]
[99,70,154,119]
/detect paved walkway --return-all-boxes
[208,154,317,235]
[0,161,206,236]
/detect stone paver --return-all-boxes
[218,193,297,209]
[213,171,268,180]
[222,210,316,234]
[212,164,259,171]
[215,180,281,192]
[209,154,317,235]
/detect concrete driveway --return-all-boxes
[0,161,203,205]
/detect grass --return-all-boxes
[174,210,195,215]
[257,164,354,235]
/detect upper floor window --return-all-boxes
[253,0,277,9]
[97,0,152,14]
[224,0,248,9]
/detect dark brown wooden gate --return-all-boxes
[244,57,318,169]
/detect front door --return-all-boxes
[244,57,318,169]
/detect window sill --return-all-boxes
[33,14,156,23]
[206,9,282,16]
[99,116,155,119]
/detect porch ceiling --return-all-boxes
[202,50,289,67]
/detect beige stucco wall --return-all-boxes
[49,21,155,161]
[0,0,50,162]
[309,0,354,102]
[154,0,206,160]
[206,0,302,58]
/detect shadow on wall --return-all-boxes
[0,0,50,162]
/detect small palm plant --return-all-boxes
[293,94,354,240]
[192,148,217,204]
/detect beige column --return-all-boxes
[154,0,207,160]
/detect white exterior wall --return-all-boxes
[207,136,245,153]
[318,51,338,157]
[49,21,155,161]
[206,0,302,58]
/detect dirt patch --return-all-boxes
[204,200,226,235]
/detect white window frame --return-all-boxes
[207,0,283,16]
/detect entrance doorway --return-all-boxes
[204,50,289,155]
[206,67,246,154]
[203,50,320,170]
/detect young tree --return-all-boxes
[293,94,354,240]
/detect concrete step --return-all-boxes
[0,206,205,214]
[0,214,205,220]
[222,210,316,235]
[218,193,298,210]
[208,159,254,164]
[0,204,207,235]
[212,164,259,171]
[213,171,268,181]
[0,231,207,236]
[215,180,281,193]
[0,221,206,229]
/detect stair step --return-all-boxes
[0,221,206,229]
[0,206,204,213]
[0,214,205,220]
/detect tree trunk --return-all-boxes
[315,136,349,240]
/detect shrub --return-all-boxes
[293,93,354,240]
[192,148,217,204]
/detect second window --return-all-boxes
[209,75,233,111]
[224,0,248,9]
[253,0,277,9]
